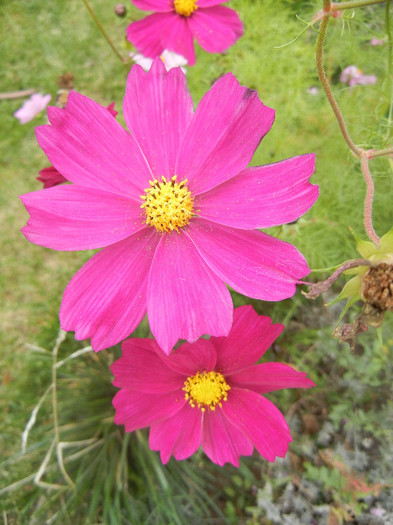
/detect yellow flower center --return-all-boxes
[141,176,194,233]
[174,0,197,17]
[183,371,230,412]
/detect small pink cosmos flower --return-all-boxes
[340,65,377,87]
[21,59,318,354]
[127,0,243,65]
[111,305,315,466]
[14,93,51,124]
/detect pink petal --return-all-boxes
[188,6,243,54]
[111,338,185,393]
[149,403,202,463]
[123,59,193,179]
[147,230,233,354]
[176,74,275,194]
[37,166,67,189]
[20,185,144,251]
[202,408,253,466]
[36,91,151,196]
[229,363,316,393]
[196,154,319,229]
[126,13,172,58]
[222,388,292,461]
[131,0,173,11]
[105,102,118,118]
[60,228,159,351]
[113,389,185,432]
[161,14,195,65]
[161,339,217,376]
[187,219,310,301]
[211,305,284,374]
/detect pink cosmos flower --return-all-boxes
[14,93,51,124]
[111,305,315,466]
[127,0,243,65]
[340,65,377,87]
[370,38,384,46]
[20,59,318,354]
[36,102,118,189]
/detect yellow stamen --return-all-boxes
[183,371,230,412]
[174,0,197,17]
[141,175,194,233]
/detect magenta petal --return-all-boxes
[202,408,253,466]
[60,228,159,351]
[211,305,283,374]
[113,389,185,432]
[230,363,315,393]
[147,230,233,354]
[124,59,193,179]
[37,166,67,189]
[187,219,310,301]
[111,338,185,393]
[161,339,217,376]
[20,185,144,251]
[196,154,319,229]
[127,13,172,58]
[223,389,292,462]
[149,403,202,463]
[36,92,152,195]
[161,14,196,65]
[188,6,243,54]
[176,74,274,194]
[131,0,173,11]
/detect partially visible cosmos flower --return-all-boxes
[37,102,118,189]
[14,93,51,124]
[130,49,188,73]
[370,38,384,46]
[21,59,318,354]
[127,0,243,65]
[306,86,319,96]
[340,65,377,87]
[111,305,315,466]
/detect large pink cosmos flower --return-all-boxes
[20,59,318,354]
[111,305,315,466]
[127,0,243,65]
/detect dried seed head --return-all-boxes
[362,263,393,311]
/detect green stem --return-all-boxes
[368,146,393,158]
[384,0,393,145]
[332,0,387,10]
[316,14,362,156]
[81,0,125,63]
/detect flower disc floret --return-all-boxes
[183,371,230,411]
[174,0,197,17]
[141,175,194,233]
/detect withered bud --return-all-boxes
[362,263,393,312]
[114,3,126,16]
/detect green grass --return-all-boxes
[1,0,393,523]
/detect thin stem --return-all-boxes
[303,258,371,299]
[0,89,36,100]
[384,0,393,145]
[332,0,387,10]
[316,14,363,156]
[81,0,125,63]
[52,330,75,488]
[368,146,393,158]
[360,154,380,246]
